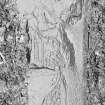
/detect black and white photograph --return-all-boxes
[0,0,104,105]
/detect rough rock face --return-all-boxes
[0,0,85,105]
